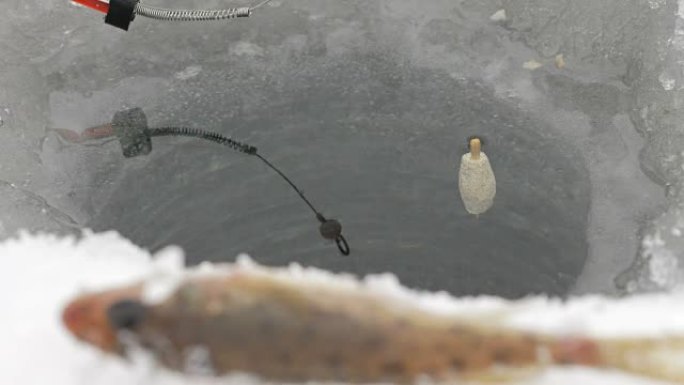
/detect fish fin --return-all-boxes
[592,337,684,383]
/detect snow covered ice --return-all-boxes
[3,0,684,383]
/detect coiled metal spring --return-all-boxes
[134,4,251,21]
[149,127,256,154]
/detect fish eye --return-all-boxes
[106,299,147,330]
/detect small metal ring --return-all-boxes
[335,235,350,256]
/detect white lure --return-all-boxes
[458,137,496,215]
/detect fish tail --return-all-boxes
[547,336,684,383]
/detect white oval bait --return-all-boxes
[458,137,496,215]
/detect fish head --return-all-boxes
[62,285,143,353]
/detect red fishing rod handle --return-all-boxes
[72,0,110,14]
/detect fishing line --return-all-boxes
[147,126,350,256]
[55,108,350,255]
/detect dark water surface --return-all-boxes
[89,57,590,299]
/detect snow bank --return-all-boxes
[0,231,680,385]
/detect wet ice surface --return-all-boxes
[1,0,682,300]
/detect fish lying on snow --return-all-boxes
[62,258,684,384]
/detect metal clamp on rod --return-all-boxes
[71,0,269,31]
[105,0,138,31]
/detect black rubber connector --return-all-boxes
[105,0,138,31]
[319,218,342,241]
[316,213,350,255]
[112,107,152,158]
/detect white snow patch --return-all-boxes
[174,65,202,81]
[230,42,264,57]
[490,9,507,22]
[523,60,543,70]
[1,231,683,385]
